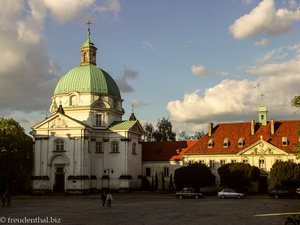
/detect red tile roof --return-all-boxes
[186,120,300,155]
[142,141,197,161]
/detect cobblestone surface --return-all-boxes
[0,194,299,225]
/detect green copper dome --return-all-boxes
[54,64,121,97]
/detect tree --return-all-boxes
[174,163,215,191]
[177,131,190,141]
[191,131,205,140]
[144,122,154,141]
[291,96,300,107]
[0,118,33,194]
[217,163,260,191]
[291,96,300,157]
[177,131,205,140]
[153,117,176,141]
[269,161,300,189]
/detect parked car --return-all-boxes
[217,189,245,199]
[269,188,300,199]
[176,187,203,199]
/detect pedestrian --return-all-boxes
[101,192,106,207]
[106,192,113,208]
[6,193,10,207]
[1,193,6,207]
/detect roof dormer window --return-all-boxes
[282,137,288,146]
[208,138,214,148]
[223,138,229,148]
[238,137,244,147]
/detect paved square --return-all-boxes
[1,194,299,225]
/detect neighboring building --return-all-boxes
[185,104,300,192]
[142,104,300,192]
[31,30,144,194]
[142,141,197,189]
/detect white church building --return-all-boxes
[31,30,144,194]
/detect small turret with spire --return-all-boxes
[129,104,137,121]
[258,94,267,125]
[80,20,97,65]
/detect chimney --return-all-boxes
[271,119,275,135]
[208,122,213,137]
[251,120,255,135]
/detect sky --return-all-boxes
[1,0,300,135]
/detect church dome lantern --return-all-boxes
[53,25,121,98]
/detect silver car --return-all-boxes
[217,189,245,199]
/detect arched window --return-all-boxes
[259,158,265,170]
[95,114,102,127]
[69,95,76,106]
[54,139,65,152]
[83,52,88,62]
[282,137,288,146]
[111,141,119,153]
[238,137,244,147]
[223,138,229,148]
[208,138,214,148]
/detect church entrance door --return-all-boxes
[54,167,65,193]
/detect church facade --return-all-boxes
[31,30,144,194]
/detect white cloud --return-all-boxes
[191,65,227,77]
[191,65,211,76]
[0,0,121,116]
[229,0,300,39]
[167,45,300,127]
[131,100,151,109]
[94,0,121,14]
[140,41,156,51]
[42,0,94,23]
[255,38,269,46]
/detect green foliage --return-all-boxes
[291,96,300,157]
[177,131,205,140]
[291,96,300,107]
[153,117,176,141]
[0,118,33,193]
[217,163,260,191]
[143,122,154,141]
[174,163,215,191]
[269,161,300,189]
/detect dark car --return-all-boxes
[269,188,300,199]
[176,187,203,199]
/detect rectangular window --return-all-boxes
[145,168,151,176]
[231,160,237,163]
[111,141,119,153]
[163,167,169,177]
[220,160,226,166]
[95,142,103,153]
[132,142,137,154]
[242,159,249,164]
[199,160,205,164]
[55,140,64,152]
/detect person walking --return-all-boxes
[1,193,6,207]
[101,192,106,207]
[106,192,113,208]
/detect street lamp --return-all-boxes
[104,168,114,190]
